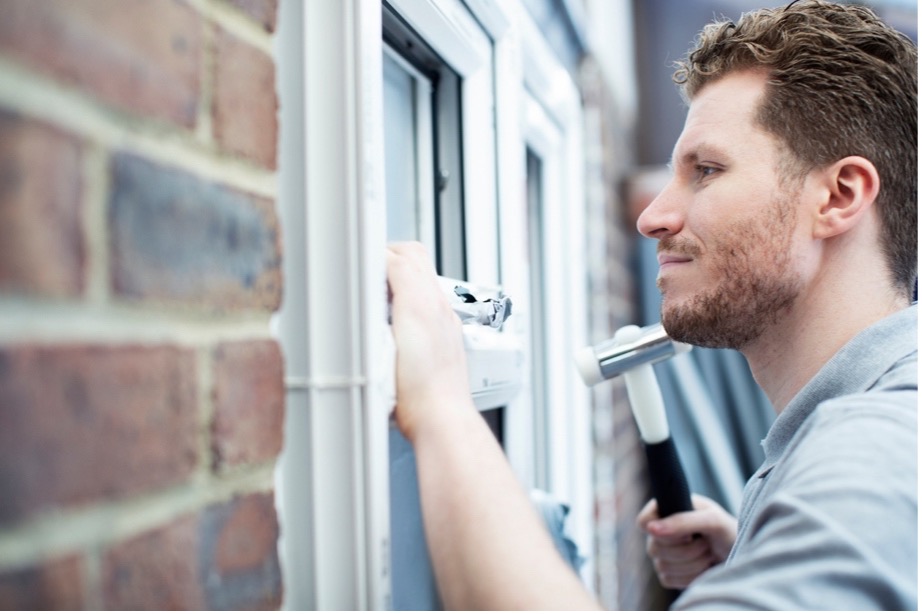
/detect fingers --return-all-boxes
[636,495,715,533]
[636,495,739,589]
[387,242,440,302]
[645,532,716,589]
[646,512,706,541]
[646,531,708,562]
[654,554,718,589]
[638,495,734,542]
[385,242,473,441]
[636,498,660,526]
[387,241,435,273]
[386,242,457,332]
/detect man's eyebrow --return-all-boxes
[670,143,728,170]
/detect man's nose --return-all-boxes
[636,182,683,240]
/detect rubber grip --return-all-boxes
[644,437,693,517]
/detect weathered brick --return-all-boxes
[102,512,205,609]
[108,153,282,311]
[102,492,281,610]
[0,344,198,523]
[0,110,84,297]
[0,554,85,609]
[211,340,284,470]
[226,0,278,32]
[200,492,282,609]
[212,27,278,169]
[0,0,201,128]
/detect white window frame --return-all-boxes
[386,0,500,283]
[494,2,595,587]
[275,0,594,607]
[274,1,390,609]
[274,0,505,609]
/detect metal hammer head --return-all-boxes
[575,323,692,386]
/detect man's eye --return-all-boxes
[695,165,719,179]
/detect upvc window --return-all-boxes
[381,2,510,608]
[274,0,512,609]
[494,3,594,585]
[274,0,592,608]
[381,2,466,278]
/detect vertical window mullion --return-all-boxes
[526,148,551,490]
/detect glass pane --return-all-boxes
[383,51,420,241]
[388,427,441,609]
[383,48,440,611]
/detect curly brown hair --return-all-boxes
[675,0,917,297]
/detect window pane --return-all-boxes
[389,428,440,609]
[383,51,420,241]
[383,46,440,612]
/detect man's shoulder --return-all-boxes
[779,383,916,489]
[772,341,916,484]
[802,384,915,448]
[809,341,916,432]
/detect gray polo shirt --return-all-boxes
[674,305,918,610]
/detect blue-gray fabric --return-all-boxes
[531,489,585,573]
[674,305,918,610]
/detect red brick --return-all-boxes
[102,492,281,610]
[0,344,199,523]
[212,27,278,169]
[0,554,85,609]
[226,0,278,32]
[211,340,284,470]
[103,512,205,609]
[108,153,283,311]
[0,0,201,128]
[200,492,281,609]
[0,111,84,297]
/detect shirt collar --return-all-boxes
[760,304,918,468]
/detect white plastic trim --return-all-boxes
[497,0,595,588]
[388,0,491,77]
[493,12,539,490]
[385,0,499,283]
[462,0,512,38]
[275,0,391,609]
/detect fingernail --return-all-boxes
[648,520,663,532]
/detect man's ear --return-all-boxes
[813,156,880,240]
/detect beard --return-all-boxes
[658,197,802,350]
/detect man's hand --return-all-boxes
[637,494,738,589]
[384,242,601,610]
[386,242,475,442]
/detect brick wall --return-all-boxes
[0,0,284,608]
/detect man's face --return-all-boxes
[636,70,808,350]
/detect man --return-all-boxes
[386,0,917,609]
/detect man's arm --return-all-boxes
[387,242,600,610]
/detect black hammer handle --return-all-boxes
[644,437,693,517]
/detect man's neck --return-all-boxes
[742,287,909,414]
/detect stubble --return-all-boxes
[658,197,802,350]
